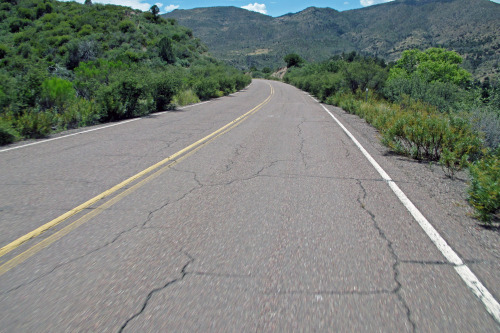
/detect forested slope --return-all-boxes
[0,0,250,144]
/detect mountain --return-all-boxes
[164,0,500,79]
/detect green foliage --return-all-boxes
[16,110,54,138]
[119,20,135,33]
[284,53,304,68]
[333,94,482,178]
[194,78,222,100]
[97,71,150,121]
[0,0,250,146]
[150,5,159,18]
[0,117,18,145]
[40,77,75,110]
[385,48,471,111]
[468,149,500,222]
[384,72,462,112]
[0,44,7,59]
[158,37,175,64]
[285,54,388,101]
[393,48,471,86]
[172,89,200,106]
[151,71,180,111]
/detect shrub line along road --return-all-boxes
[0,80,499,331]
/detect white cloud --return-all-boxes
[242,2,268,14]
[97,0,152,11]
[164,4,179,12]
[360,0,394,6]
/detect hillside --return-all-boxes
[0,0,250,143]
[164,0,500,78]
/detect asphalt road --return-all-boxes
[0,79,499,331]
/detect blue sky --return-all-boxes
[64,0,500,17]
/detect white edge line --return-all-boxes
[180,100,211,110]
[1,83,257,153]
[0,118,139,153]
[318,101,500,324]
[0,96,223,153]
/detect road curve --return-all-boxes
[0,79,499,331]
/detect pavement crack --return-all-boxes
[1,224,139,297]
[224,143,246,173]
[141,167,204,228]
[340,138,351,158]
[400,260,453,266]
[356,179,417,332]
[297,118,308,169]
[264,289,393,296]
[189,271,252,279]
[118,250,194,333]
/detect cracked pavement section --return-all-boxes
[1,80,499,331]
[356,179,417,331]
[119,250,194,332]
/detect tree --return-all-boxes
[158,37,175,64]
[84,0,92,6]
[385,48,470,110]
[284,53,304,68]
[150,5,160,21]
[390,48,471,86]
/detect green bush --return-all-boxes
[384,72,462,112]
[158,37,175,64]
[40,77,75,110]
[118,19,135,33]
[98,72,150,121]
[16,110,54,138]
[468,150,500,222]
[0,118,18,145]
[151,72,180,112]
[194,78,220,100]
[172,89,200,107]
[0,44,7,59]
[329,94,481,178]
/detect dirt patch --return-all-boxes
[271,67,287,80]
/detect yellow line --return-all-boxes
[0,83,274,261]
[0,99,268,277]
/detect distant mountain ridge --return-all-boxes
[164,0,500,79]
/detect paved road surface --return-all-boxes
[0,80,499,331]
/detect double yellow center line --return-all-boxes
[0,83,274,276]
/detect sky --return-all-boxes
[63,0,500,17]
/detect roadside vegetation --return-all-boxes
[283,49,499,223]
[0,0,250,144]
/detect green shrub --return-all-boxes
[118,20,135,33]
[330,94,482,178]
[0,44,7,59]
[151,72,180,112]
[0,118,18,145]
[172,89,200,107]
[98,72,150,121]
[470,107,500,151]
[51,98,99,130]
[158,37,175,64]
[16,110,54,138]
[468,150,500,222]
[194,78,220,100]
[40,77,75,110]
